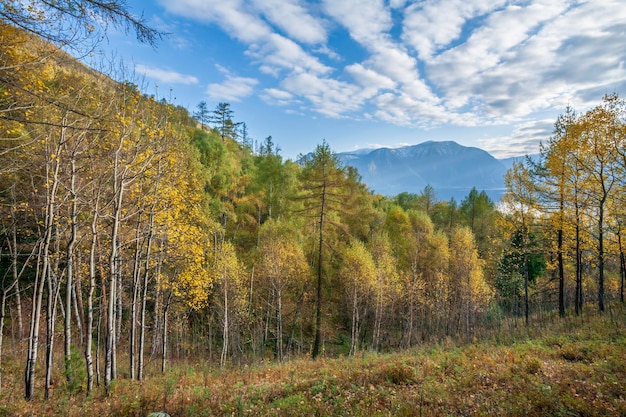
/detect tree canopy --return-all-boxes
[1,21,624,401]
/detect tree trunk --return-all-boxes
[138,210,155,380]
[617,232,626,303]
[26,133,63,400]
[221,277,229,368]
[161,292,172,374]
[9,209,24,340]
[64,158,78,385]
[0,290,7,389]
[105,157,125,390]
[85,209,98,392]
[312,181,326,359]
[524,249,529,326]
[45,268,61,399]
[598,199,605,312]
[286,289,304,357]
[575,204,583,315]
[129,214,143,380]
[25,245,45,400]
[275,285,283,362]
[350,287,358,356]
[558,226,565,318]
[372,290,382,351]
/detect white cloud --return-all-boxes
[388,0,408,9]
[361,142,412,149]
[281,72,364,117]
[419,0,626,124]
[160,0,329,77]
[478,119,554,158]
[159,0,270,43]
[245,33,331,75]
[134,64,199,85]
[345,63,396,92]
[323,0,393,46]
[251,0,327,44]
[158,0,626,145]
[260,88,297,106]
[206,66,258,102]
[402,0,504,59]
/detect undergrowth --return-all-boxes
[1,307,624,416]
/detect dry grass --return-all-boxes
[1,307,624,416]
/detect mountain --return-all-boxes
[337,141,509,202]
[498,154,541,171]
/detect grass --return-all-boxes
[1,308,624,416]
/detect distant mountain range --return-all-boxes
[337,141,537,202]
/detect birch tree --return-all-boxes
[340,240,376,355]
[502,161,540,325]
[256,220,309,361]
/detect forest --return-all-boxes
[0,0,625,405]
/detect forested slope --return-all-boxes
[1,10,625,404]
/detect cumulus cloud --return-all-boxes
[159,0,626,155]
[402,0,505,59]
[260,88,297,106]
[478,119,555,158]
[281,72,363,117]
[134,64,199,85]
[426,0,626,122]
[159,0,328,76]
[322,0,393,46]
[251,0,327,44]
[206,66,258,102]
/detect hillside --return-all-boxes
[3,15,626,410]
[3,309,624,416]
[337,141,509,201]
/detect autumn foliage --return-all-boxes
[0,13,625,413]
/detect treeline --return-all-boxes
[503,95,626,322]
[1,7,625,401]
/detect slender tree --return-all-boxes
[193,101,210,131]
[575,98,619,312]
[209,102,240,142]
[539,107,577,317]
[340,240,376,355]
[298,141,353,358]
[502,161,539,325]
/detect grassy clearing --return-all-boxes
[1,308,624,416]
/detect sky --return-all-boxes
[98,0,626,160]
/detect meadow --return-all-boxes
[1,306,623,416]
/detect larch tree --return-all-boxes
[193,101,210,130]
[459,188,496,260]
[539,106,577,317]
[0,0,161,50]
[298,141,353,359]
[604,94,626,304]
[574,97,619,312]
[424,230,450,340]
[406,210,435,345]
[209,102,240,143]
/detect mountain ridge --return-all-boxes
[336,141,532,202]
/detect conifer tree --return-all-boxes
[298,141,353,358]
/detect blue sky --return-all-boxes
[99,0,626,160]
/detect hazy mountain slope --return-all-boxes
[498,154,541,172]
[337,141,509,201]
